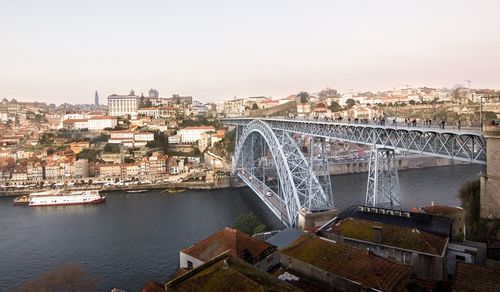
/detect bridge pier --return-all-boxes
[365,147,401,209]
[481,125,500,219]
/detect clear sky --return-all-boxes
[1,0,499,104]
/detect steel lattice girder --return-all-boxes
[224,118,486,164]
[365,148,401,208]
[232,120,333,227]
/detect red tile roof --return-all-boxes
[181,227,276,264]
[454,262,500,292]
[421,205,463,216]
[166,251,298,292]
[281,235,413,291]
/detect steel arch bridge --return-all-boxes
[232,120,333,227]
[224,117,486,228]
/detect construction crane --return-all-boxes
[464,80,471,88]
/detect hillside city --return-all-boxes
[1,85,498,191]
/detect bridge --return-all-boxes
[222,117,486,228]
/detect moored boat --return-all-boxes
[164,188,187,194]
[13,195,30,205]
[28,190,106,207]
[126,189,148,193]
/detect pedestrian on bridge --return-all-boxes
[457,120,461,130]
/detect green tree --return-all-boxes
[318,87,339,100]
[297,91,310,104]
[76,149,101,162]
[345,98,356,109]
[103,143,120,153]
[328,101,342,112]
[39,133,55,145]
[233,212,267,235]
[409,100,416,105]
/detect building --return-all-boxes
[419,205,464,240]
[165,251,298,292]
[318,205,451,281]
[178,126,215,143]
[108,131,154,148]
[73,159,89,178]
[138,107,160,119]
[280,235,413,291]
[97,164,122,177]
[180,227,278,271]
[107,90,140,117]
[223,98,245,117]
[70,141,90,154]
[453,262,500,292]
[87,116,117,131]
[94,90,99,106]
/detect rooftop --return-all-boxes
[181,227,276,264]
[321,205,452,237]
[421,205,463,216]
[166,251,297,292]
[281,235,413,291]
[453,262,500,292]
[326,217,448,255]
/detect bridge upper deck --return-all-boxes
[222,117,486,164]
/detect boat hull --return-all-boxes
[29,197,106,207]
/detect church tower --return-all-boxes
[94,91,99,106]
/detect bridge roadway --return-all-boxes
[223,117,486,164]
[237,171,289,224]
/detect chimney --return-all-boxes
[373,226,383,244]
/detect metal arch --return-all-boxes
[232,120,333,227]
[224,118,486,164]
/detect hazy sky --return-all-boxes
[1,0,499,104]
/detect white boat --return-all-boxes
[126,189,148,193]
[28,190,106,207]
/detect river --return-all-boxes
[0,164,484,291]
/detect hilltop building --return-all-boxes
[107,89,140,117]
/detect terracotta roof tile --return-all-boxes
[281,235,413,291]
[454,262,500,292]
[181,227,276,264]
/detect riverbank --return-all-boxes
[0,180,244,197]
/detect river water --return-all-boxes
[0,164,484,291]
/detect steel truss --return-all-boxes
[232,120,333,227]
[365,148,401,208]
[225,118,486,164]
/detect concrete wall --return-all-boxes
[329,156,467,175]
[179,251,204,269]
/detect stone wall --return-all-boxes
[481,125,500,219]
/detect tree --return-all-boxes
[345,98,356,109]
[252,103,259,110]
[297,91,310,104]
[103,143,120,153]
[318,87,339,100]
[328,101,342,112]
[14,263,100,292]
[124,157,135,163]
[39,133,55,145]
[409,100,416,105]
[233,212,267,235]
[91,133,110,143]
[77,149,101,162]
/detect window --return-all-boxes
[187,260,193,269]
[456,255,466,262]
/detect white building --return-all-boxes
[178,126,215,143]
[87,116,117,130]
[223,98,245,117]
[108,90,140,117]
[108,131,154,148]
[138,107,160,119]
